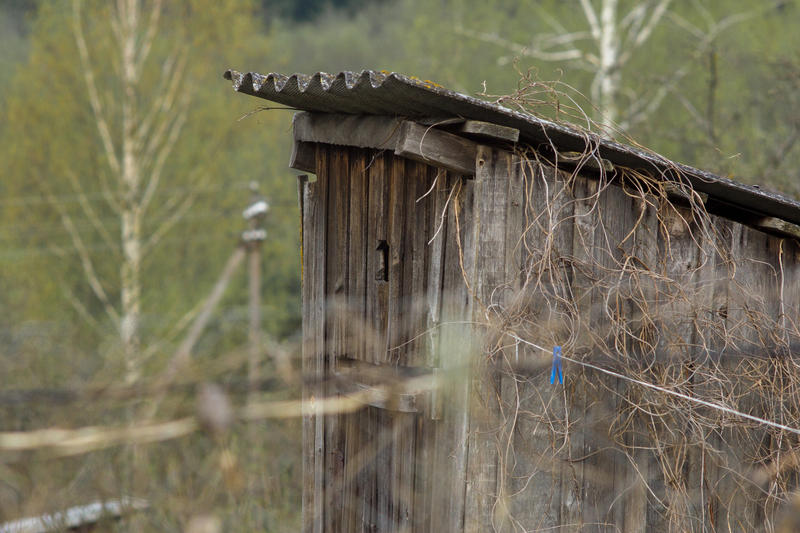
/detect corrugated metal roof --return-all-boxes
[224,69,800,227]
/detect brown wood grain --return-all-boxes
[309,145,329,533]
[464,146,508,532]
[300,175,317,533]
[431,173,474,533]
[321,145,350,533]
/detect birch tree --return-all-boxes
[457,0,778,133]
[0,0,283,385]
[72,0,171,381]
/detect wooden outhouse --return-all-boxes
[225,70,800,532]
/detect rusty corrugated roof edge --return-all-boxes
[224,69,800,226]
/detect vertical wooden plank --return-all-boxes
[505,157,570,531]
[547,164,578,530]
[392,412,416,532]
[342,148,369,532]
[690,214,732,533]
[348,147,369,364]
[375,407,395,532]
[368,154,403,531]
[365,150,390,531]
[584,179,633,533]
[708,221,748,532]
[716,224,779,531]
[772,236,800,528]
[431,173,475,533]
[402,163,438,532]
[621,186,659,533]
[323,144,350,533]
[391,158,424,532]
[407,161,435,368]
[301,174,322,533]
[425,168,448,420]
[384,155,408,533]
[683,208,724,533]
[464,146,510,532]
[310,145,329,533]
[686,212,734,533]
[366,150,390,366]
[359,424,376,528]
[412,415,433,533]
[562,173,595,531]
[497,151,527,532]
[426,169,454,533]
[648,202,700,532]
[386,156,408,366]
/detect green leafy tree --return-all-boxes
[0,0,301,385]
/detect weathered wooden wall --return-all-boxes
[301,141,800,533]
[301,144,477,532]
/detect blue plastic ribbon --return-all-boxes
[550,346,563,384]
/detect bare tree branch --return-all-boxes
[41,182,120,327]
[134,0,163,78]
[619,3,647,34]
[140,295,207,363]
[97,168,122,212]
[140,47,190,167]
[454,27,584,62]
[142,191,195,254]
[672,90,710,132]
[134,47,182,152]
[140,88,192,212]
[64,170,118,252]
[579,0,602,41]
[62,286,108,336]
[72,0,120,177]
[140,247,248,421]
[623,5,772,129]
[631,0,672,48]
[618,0,672,65]
[534,31,593,49]
[533,3,570,36]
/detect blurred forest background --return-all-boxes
[1,0,799,530]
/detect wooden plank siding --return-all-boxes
[307,144,454,532]
[300,131,800,532]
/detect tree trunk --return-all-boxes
[118,0,142,384]
[596,0,621,129]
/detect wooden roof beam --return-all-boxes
[290,112,479,175]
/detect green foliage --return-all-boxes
[0,0,302,383]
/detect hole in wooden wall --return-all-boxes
[376,240,389,282]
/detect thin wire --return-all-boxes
[506,332,800,437]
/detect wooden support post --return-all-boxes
[464,146,509,532]
[244,183,267,399]
[293,113,479,176]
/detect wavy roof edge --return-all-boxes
[224,69,800,227]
